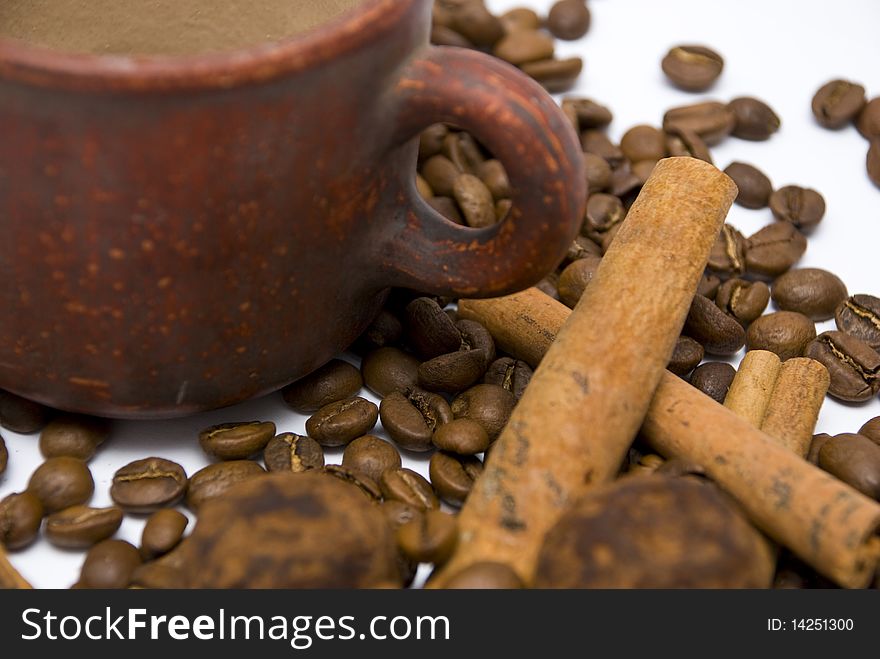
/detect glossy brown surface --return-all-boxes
[0,0,584,418]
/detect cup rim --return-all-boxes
[0,0,410,92]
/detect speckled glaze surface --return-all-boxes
[0,0,585,418]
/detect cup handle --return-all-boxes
[381,46,586,298]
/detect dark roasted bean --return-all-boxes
[835,295,880,350]
[362,347,420,397]
[723,162,773,209]
[429,451,483,506]
[684,295,746,356]
[264,432,324,473]
[432,418,490,455]
[0,389,52,434]
[557,255,602,309]
[727,97,781,141]
[715,279,770,326]
[443,561,525,589]
[451,384,517,440]
[80,539,142,589]
[342,435,402,483]
[771,268,848,321]
[689,362,737,404]
[380,468,439,511]
[281,359,363,413]
[198,420,275,460]
[707,224,746,276]
[186,460,265,512]
[404,297,461,359]
[746,311,817,361]
[484,357,533,400]
[396,509,458,565]
[140,509,188,560]
[322,465,382,502]
[111,457,186,512]
[306,397,378,447]
[0,491,43,550]
[380,389,452,452]
[28,456,94,513]
[667,336,704,377]
[812,79,867,129]
[45,505,123,549]
[769,186,826,232]
[745,222,808,279]
[661,45,724,92]
[817,433,880,499]
[663,101,736,145]
[804,331,880,402]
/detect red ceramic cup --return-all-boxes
[0,0,585,418]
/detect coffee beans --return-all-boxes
[380,389,452,452]
[447,1,504,47]
[868,139,880,189]
[707,225,746,276]
[667,336,704,377]
[322,465,382,502]
[198,420,275,460]
[557,255,601,308]
[520,57,583,94]
[404,297,461,359]
[140,509,188,560]
[0,491,43,550]
[451,384,517,440]
[723,162,772,209]
[0,389,51,434]
[857,97,880,139]
[418,349,486,393]
[661,45,724,91]
[444,561,525,589]
[860,417,880,445]
[746,311,817,361]
[38,415,109,461]
[665,125,713,163]
[493,28,554,66]
[484,357,533,400]
[306,397,378,447]
[111,457,187,512]
[804,331,880,402]
[396,509,458,565]
[772,268,848,321]
[684,295,746,356]
[547,0,591,40]
[379,467,439,511]
[429,451,483,506]
[281,359,363,413]
[812,80,866,129]
[28,456,94,513]
[186,460,264,511]
[0,435,6,475]
[835,294,880,350]
[727,97,781,141]
[453,174,495,228]
[362,347,420,397]
[690,362,737,404]
[817,433,880,499]
[181,472,399,588]
[769,186,826,232]
[663,101,736,145]
[620,125,666,163]
[45,505,123,549]
[342,435,402,483]
[563,97,613,129]
[716,279,770,326]
[745,222,807,279]
[433,418,490,455]
[80,539,142,589]
[264,432,324,473]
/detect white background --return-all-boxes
[2,0,880,588]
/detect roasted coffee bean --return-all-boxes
[45,505,123,549]
[608,162,642,199]
[661,45,724,92]
[306,397,378,447]
[493,28,554,66]
[500,7,540,32]
[631,160,658,187]
[264,432,324,473]
[584,193,625,242]
[484,357,533,400]
[420,155,460,197]
[684,294,746,356]
[432,418,490,455]
[342,435,402,483]
[476,159,511,200]
[727,97,781,141]
[663,101,736,145]
[456,319,496,364]
[565,235,602,264]
[186,460,264,512]
[418,349,486,393]
[443,561,525,589]
[667,336,705,377]
[415,174,433,199]
[109,458,186,513]
[140,509,188,560]
[129,562,186,589]
[557,256,602,309]
[0,434,6,475]
[745,222,808,279]
[404,297,461,359]
[427,196,465,224]
[380,467,439,511]
[80,539,142,589]
[198,420,275,460]
[769,186,826,232]
[808,433,833,465]
[0,491,43,550]
[860,417,880,446]
[357,309,403,351]
[689,362,737,404]
[772,268,848,321]
[0,389,51,434]
[697,273,722,300]
[362,347,420,397]
[664,126,713,163]
[448,1,504,47]
[716,279,770,325]
[38,415,109,461]
[836,294,880,350]
[452,384,517,440]
[443,131,485,174]
[804,331,880,402]
[562,97,613,130]
[322,465,382,502]
[536,275,559,300]
[380,389,452,452]
[812,79,867,129]
[868,139,880,189]
[547,0,591,40]
[583,153,612,191]
[430,24,473,48]
[495,198,512,222]
[723,162,773,209]
[581,130,625,166]
[818,433,880,500]
[281,359,363,413]
[429,451,484,506]
[857,97,880,139]
[746,311,817,361]
[28,456,94,513]
[619,125,666,163]
[396,509,458,565]
[418,123,449,160]
[707,224,746,276]
[382,500,423,531]
[453,174,495,228]
[520,57,583,93]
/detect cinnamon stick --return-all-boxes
[457,288,880,588]
[760,358,830,458]
[723,350,781,426]
[432,158,737,586]
[0,544,32,589]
